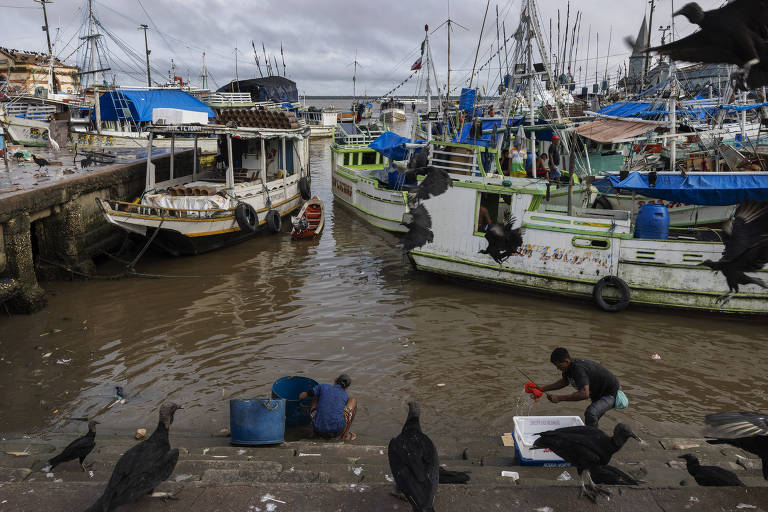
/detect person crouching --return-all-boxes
[299,374,357,441]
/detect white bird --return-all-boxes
[47,134,60,151]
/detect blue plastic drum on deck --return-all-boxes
[229,399,286,445]
[271,376,318,428]
[634,204,670,239]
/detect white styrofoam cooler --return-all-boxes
[513,415,584,466]
[152,108,209,125]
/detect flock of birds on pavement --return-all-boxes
[42,402,768,511]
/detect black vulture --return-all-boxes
[81,155,94,169]
[644,1,768,90]
[408,147,428,172]
[700,202,768,304]
[705,411,768,480]
[48,420,99,472]
[388,402,439,512]
[532,423,640,502]
[32,153,49,171]
[478,215,523,265]
[12,150,25,163]
[88,403,182,512]
[590,464,642,485]
[401,204,434,252]
[679,453,745,486]
[438,467,470,484]
[403,166,453,201]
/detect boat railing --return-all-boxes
[299,110,323,124]
[430,146,480,176]
[193,91,253,106]
[4,103,56,120]
[102,198,233,219]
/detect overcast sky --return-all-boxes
[0,0,726,96]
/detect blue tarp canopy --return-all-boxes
[597,101,654,117]
[609,172,768,205]
[96,89,215,122]
[454,118,556,145]
[369,131,422,160]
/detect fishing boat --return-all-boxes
[405,171,768,315]
[379,98,406,122]
[69,88,219,153]
[291,196,324,239]
[96,119,312,256]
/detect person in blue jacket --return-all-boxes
[299,374,357,440]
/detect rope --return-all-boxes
[127,215,164,270]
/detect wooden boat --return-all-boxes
[291,196,324,239]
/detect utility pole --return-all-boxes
[139,24,151,87]
[35,0,57,93]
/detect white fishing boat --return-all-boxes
[96,121,312,256]
[405,171,768,315]
[69,88,219,153]
[379,98,406,122]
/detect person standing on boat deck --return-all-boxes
[299,374,357,441]
[508,139,527,177]
[547,136,562,181]
[537,347,621,427]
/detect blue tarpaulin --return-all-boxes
[368,131,421,161]
[597,101,655,117]
[96,89,215,122]
[609,172,768,205]
[454,118,555,144]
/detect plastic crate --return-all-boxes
[513,415,584,467]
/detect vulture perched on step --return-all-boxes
[88,403,182,512]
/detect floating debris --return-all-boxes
[135,428,147,440]
[556,470,573,481]
[260,494,286,504]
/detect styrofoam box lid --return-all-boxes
[513,416,584,447]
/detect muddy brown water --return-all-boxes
[0,116,767,443]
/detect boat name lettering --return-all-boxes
[332,177,352,197]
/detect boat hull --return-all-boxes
[331,165,408,233]
[409,184,768,315]
[0,115,51,147]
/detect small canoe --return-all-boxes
[291,196,324,239]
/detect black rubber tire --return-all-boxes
[265,209,282,233]
[593,196,612,209]
[298,176,311,200]
[593,276,631,312]
[234,203,259,233]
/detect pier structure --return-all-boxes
[0,150,199,313]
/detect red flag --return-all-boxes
[410,56,422,71]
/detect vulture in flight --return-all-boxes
[706,411,768,480]
[644,1,768,90]
[700,202,768,304]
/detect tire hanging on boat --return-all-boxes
[298,176,311,200]
[266,209,282,233]
[235,203,259,233]
[593,196,612,209]
[592,276,631,312]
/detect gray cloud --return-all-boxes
[1,0,726,96]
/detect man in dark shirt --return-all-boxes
[538,347,620,427]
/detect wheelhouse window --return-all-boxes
[475,192,512,234]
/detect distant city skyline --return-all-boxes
[0,0,726,96]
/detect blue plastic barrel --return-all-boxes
[229,399,286,445]
[634,204,670,239]
[271,376,318,428]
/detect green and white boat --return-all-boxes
[406,173,768,315]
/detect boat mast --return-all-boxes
[201,52,207,89]
[527,0,536,149]
[424,25,432,143]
